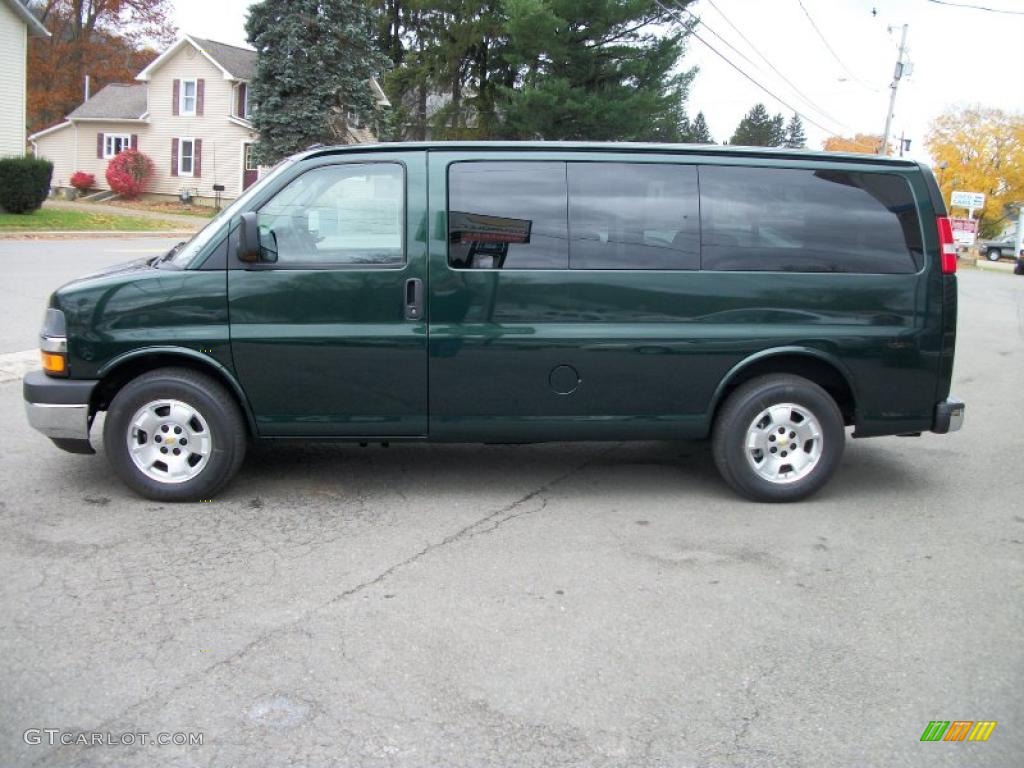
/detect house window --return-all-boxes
[239,84,250,119]
[179,138,195,176]
[180,79,197,115]
[104,134,132,158]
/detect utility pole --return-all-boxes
[880,23,909,155]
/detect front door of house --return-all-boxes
[242,143,258,191]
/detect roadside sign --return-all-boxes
[951,190,985,210]
[950,217,977,247]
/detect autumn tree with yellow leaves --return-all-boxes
[926,107,1024,237]
[821,133,889,155]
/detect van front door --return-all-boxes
[228,153,428,437]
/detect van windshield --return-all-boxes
[156,158,295,269]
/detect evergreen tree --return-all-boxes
[247,0,387,163]
[784,113,807,148]
[690,111,714,143]
[769,113,786,146]
[500,1,695,141]
[374,0,698,142]
[730,103,787,147]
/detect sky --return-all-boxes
[172,0,1024,163]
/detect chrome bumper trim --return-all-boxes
[25,402,91,441]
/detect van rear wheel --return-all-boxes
[103,368,246,502]
[712,375,844,502]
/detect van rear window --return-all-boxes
[700,166,923,274]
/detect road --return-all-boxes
[0,238,180,353]
[0,251,1022,767]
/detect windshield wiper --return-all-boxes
[150,241,186,266]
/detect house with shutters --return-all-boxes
[30,35,261,202]
[31,34,388,202]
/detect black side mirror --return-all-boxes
[237,212,260,262]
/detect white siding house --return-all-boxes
[31,35,260,203]
[0,0,48,157]
[30,34,388,203]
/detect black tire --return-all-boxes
[102,367,247,502]
[712,374,845,503]
[987,249,1001,262]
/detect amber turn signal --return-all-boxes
[41,350,67,375]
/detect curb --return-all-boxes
[0,231,197,240]
[0,349,39,384]
[975,259,1014,274]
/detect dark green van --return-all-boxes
[23,142,964,502]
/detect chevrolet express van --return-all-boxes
[23,142,964,503]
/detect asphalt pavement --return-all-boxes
[0,238,181,353]
[0,256,1021,767]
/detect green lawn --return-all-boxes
[0,208,182,231]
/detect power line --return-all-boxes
[926,0,1024,14]
[700,0,854,129]
[654,0,849,141]
[795,0,876,91]
[679,0,851,133]
[684,7,768,82]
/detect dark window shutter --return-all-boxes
[171,138,179,176]
[130,134,138,150]
[194,139,202,178]
[172,79,180,116]
[237,84,246,118]
[196,79,205,116]
[97,133,104,158]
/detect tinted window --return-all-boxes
[448,162,568,269]
[568,163,699,270]
[700,166,922,273]
[257,163,404,266]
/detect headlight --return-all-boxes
[40,308,68,377]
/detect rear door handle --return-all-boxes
[404,278,423,321]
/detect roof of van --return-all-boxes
[302,141,923,167]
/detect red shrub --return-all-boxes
[105,150,154,199]
[69,171,95,192]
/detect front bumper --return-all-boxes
[23,370,98,454]
[932,396,965,434]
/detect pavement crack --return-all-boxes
[321,446,607,607]
[728,658,779,760]
[31,447,610,765]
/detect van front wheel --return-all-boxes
[103,368,246,502]
[712,375,844,502]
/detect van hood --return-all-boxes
[54,257,157,295]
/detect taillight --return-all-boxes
[937,216,957,274]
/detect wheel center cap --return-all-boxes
[778,436,789,447]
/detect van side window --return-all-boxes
[448,161,568,269]
[257,163,404,266]
[568,163,699,270]
[700,167,923,274]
